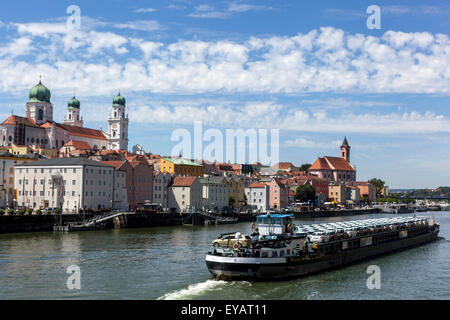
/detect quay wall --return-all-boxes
[0,214,92,234]
[0,208,381,234]
[113,213,183,228]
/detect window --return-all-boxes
[38,109,43,121]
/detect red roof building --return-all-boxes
[308,137,356,183]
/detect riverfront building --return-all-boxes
[199,176,230,211]
[224,175,246,209]
[168,176,203,213]
[245,183,270,211]
[0,151,40,208]
[153,171,176,209]
[14,158,128,212]
[101,158,153,210]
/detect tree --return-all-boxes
[368,178,385,198]
[228,195,236,208]
[299,163,312,172]
[360,195,370,204]
[295,184,315,203]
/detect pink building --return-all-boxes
[102,158,153,209]
[265,177,289,210]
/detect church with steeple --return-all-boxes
[0,78,129,152]
[308,137,356,183]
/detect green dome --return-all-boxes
[113,92,126,106]
[28,81,51,103]
[68,96,80,109]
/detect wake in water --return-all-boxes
[158,280,252,300]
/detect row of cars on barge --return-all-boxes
[205,214,440,281]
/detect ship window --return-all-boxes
[261,252,268,258]
[272,251,278,258]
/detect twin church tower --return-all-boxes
[1,78,129,151]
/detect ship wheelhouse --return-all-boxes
[256,214,294,236]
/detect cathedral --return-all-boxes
[0,79,129,152]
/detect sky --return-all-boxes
[0,0,449,189]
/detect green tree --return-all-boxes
[368,178,385,198]
[295,184,315,203]
[299,163,312,172]
[228,195,236,208]
[360,195,370,204]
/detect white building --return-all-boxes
[245,183,270,211]
[199,177,229,211]
[168,176,203,213]
[0,151,40,208]
[153,171,176,209]
[14,158,128,213]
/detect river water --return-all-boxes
[0,211,449,300]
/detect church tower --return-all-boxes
[340,136,351,163]
[107,92,129,150]
[26,78,53,125]
[64,96,83,127]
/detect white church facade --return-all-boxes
[0,79,129,152]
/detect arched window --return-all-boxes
[114,112,117,118]
[69,114,71,120]
[113,131,116,137]
[38,109,43,121]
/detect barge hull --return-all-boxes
[206,229,439,281]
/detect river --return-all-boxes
[0,211,449,300]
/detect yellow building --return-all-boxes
[225,176,246,209]
[328,183,346,204]
[7,144,32,155]
[160,158,204,177]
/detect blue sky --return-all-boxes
[0,0,449,188]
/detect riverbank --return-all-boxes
[0,208,385,234]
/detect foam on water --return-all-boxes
[158,280,228,300]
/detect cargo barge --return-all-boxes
[205,214,439,281]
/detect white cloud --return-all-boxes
[0,37,33,57]
[284,138,341,149]
[1,26,449,96]
[188,2,272,19]
[116,20,161,32]
[134,8,157,13]
[120,101,450,135]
